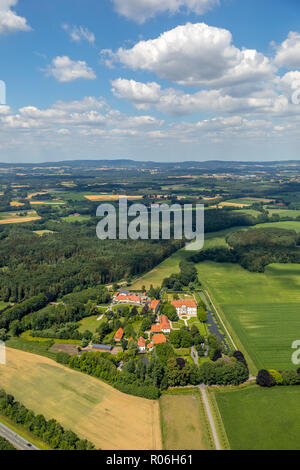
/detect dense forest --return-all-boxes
[191,228,300,272]
[0,224,181,303]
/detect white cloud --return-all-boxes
[0,0,31,34]
[111,0,219,23]
[111,78,282,116]
[45,56,96,83]
[111,78,162,109]
[105,23,274,88]
[274,32,300,68]
[62,24,95,44]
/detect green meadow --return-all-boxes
[196,261,300,371]
[214,385,300,450]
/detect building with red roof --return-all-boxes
[137,336,146,352]
[171,300,197,317]
[149,299,160,313]
[114,328,124,342]
[151,324,162,333]
[160,315,171,333]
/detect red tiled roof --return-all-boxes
[153,334,167,345]
[151,324,162,333]
[114,328,124,340]
[115,294,142,303]
[160,315,171,329]
[147,342,153,349]
[171,300,197,308]
[138,337,146,347]
[149,299,159,310]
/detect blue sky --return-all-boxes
[0,0,300,162]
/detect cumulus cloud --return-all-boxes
[111,0,219,23]
[1,95,300,161]
[45,56,96,82]
[111,78,288,117]
[111,78,162,109]
[0,0,31,34]
[104,23,274,88]
[62,24,95,45]
[274,32,300,68]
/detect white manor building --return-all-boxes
[171,300,197,317]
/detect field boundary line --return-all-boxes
[206,388,230,450]
[199,385,221,450]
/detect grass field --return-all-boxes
[255,220,300,231]
[62,215,92,223]
[33,230,54,236]
[160,391,214,450]
[78,315,103,334]
[0,348,162,450]
[130,250,187,290]
[268,209,300,219]
[214,385,300,450]
[196,261,300,371]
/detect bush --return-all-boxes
[256,369,276,387]
[197,307,207,323]
[56,352,71,365]
[282,370,300,386]
[268,369,283,385]
[232,350,248,371]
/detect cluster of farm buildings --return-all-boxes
[91,291,198,354]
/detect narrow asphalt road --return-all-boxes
[0,422,40,450]
[199,385,222,451]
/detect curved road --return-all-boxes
[0,422,40,450]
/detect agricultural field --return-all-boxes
[254,220,300,231]
[62,215,92,223]
[196,261,300,372]
[33,230,54,236]
[84,194,143,202]
[130,225,246,289]
[160,392,214,450]
[29,201,64,205]
[267,209,300,219]
[130,250,187,290]
[214,385,300,450]
[0,348,162,450]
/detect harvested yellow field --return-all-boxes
[85,194,143,202]
[218,202,250,208]
[10,201,25,207]
[29,201,64,205]
[27,192,49,199]
[0,216,41,224]
[0,348,162,450]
